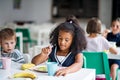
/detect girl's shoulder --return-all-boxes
[86,35,104,40]
[97,35,107,40]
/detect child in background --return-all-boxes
[106,18,120,47]
[85,18,118,80]
[104,18,120,80]
[0,28,25,63]
[32,16,87,76]
[85,17,117,54]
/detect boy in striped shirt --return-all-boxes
[0,28,25,63]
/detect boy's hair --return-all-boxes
[0,28,16,42]
[86,18,101,34]
[50,21,87,54]
[112,17,120,22]
[111,17,120,25]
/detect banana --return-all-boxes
[21,63,35,70]
[13,71,37,79]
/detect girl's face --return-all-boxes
[111,21,120,34]
[1,38,16,53]
[58,30,73,51]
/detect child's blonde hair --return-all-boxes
[0,28,16,43]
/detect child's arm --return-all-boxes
[32,46,52,65]
[109,47,118,54]
[55,53,83,76]
[102,29,110,38]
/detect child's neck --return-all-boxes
[89,33,98,38]
[57,50,69,56]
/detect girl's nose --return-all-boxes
[61,40,65,44]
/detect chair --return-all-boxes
[82,56,87,68]
[15,28,37,52]
[23,54,31,63]
[83,52,111,80]
[16,32,23,53]
[15,32,31,63]
[37,29,51,46]
[28,45,43,59]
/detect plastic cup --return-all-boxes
[46,62,58,76]
[0,59,2,68]
[2,57,11,70]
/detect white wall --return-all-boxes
[0,0,12,26]
[0,0,113,28]
[99,0,112,28]
[0,0,52,26]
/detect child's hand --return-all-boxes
[102,29,110,37]
[55,68,69,76]
[41,45,52,56]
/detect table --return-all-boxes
[107,47,120,60]
[107,54,120,60]
[0,62,95,80]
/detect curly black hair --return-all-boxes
[49,21,87,54]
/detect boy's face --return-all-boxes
[1,38,16,53]
[111,21,120,34]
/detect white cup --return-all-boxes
[0,59,2,68]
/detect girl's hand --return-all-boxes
[102,29,110,37]
[41,46,52,56]
[55,68,69,76]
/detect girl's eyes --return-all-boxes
[58,37,69,42]
[58,37,62,40]
[112,25,120,28]
[65,39,69,42]
[117,25,120,28]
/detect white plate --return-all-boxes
[32,66,47,73]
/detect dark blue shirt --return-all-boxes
[106,32,120,47]
[106,32,120,68]
[49,46,80,67]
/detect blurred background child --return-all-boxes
[85,17,118,80]
[106,18,120,47]
[103,18,120,80]
[0,28,25,63]
[85,17,117,54]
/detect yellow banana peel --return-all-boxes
[13,71,37,79]
[21,63,35,70]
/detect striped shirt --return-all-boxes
[1,49,25,63]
